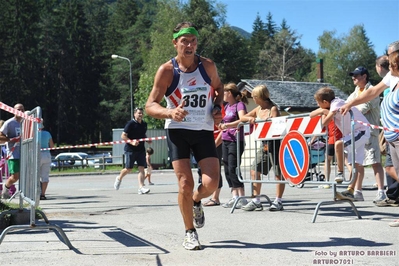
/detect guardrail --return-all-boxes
[93,155,124,170]
[52,155,125,171]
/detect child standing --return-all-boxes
[313,86,370,201]
[145,147,154,185]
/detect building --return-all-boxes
[237,79,349,115]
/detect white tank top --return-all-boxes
[164,55,214,131]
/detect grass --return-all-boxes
[0,201,44,221]
[0,201,20,212]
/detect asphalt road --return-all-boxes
[0,168,398,266]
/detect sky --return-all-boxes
[217,0,399,55]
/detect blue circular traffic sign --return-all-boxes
[279,131,309,185]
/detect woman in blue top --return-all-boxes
[219,83,248,209]
[40,122,54,200]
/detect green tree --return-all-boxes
[36,0,63,139]
[81,0,111,141]
[138,0,182,129]
[265,12,277,38]
[182,0,224,58]
[250,13,266,52]
[310,25,377,94]
[48,0,101,144]
[212,26,253,83]
[256,28,306,81]
[102,0,151,128]
[0,0,41,111]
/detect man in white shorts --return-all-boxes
[345,66,385,202]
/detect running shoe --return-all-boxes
[269,200,284,211]
[235,199,248,209]
[354,191,364,201]
[242,201,263,211]
[138,186,150,194]
[114,176,121,190]
[1,184,10,199]
[334,172,344,183]
[182,230,201,250]
[373,191,387,204]
[336,190,354,201]
[193,203,205,228]
[221,198,235,208]
[389,220,399,227]
[376,199,399,207]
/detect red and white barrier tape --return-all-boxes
[42,130,222,151]
[40,136,167,151]
[354,120,399,133]
[0,102,42,123]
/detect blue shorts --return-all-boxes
[166,129,217,162]
[125,150,146,168]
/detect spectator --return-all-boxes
[219,83,248,209]
[39,121,54,200]
[201,112,224,207]
[313,87,370,201]
[240,84,285,211]
[308,117,344,189]
[385,49,399,226]
[375,55,399,192]
[145,147,154,185]
[346,66,386,202]
[0,103,24,199]
[340,41,399,226]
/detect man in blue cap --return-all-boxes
[344,66,386,203]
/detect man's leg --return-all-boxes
[5,172,19,187]
[2,172,19,198]
[173,158,195,231]
[118,168,132,180]
[137,166,145,188]
[195,157,220,203]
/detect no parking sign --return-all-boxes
[279,131,309,185]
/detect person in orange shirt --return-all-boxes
[323,120,344,188]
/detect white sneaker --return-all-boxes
[269,200,284,211]
[114,176,121,190]
[2,183,11,199]
[242,201,263,211]
[334,172,344,183]
[354,191,364,201]
[138,186,150,194]
[182,230,201,250]
[373,191,387,204]
[235,199,248,209]
[2,185,10,199]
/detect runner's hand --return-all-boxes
[171,101,188,122]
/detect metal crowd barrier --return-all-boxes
[234,111,360,222]
[0,106,72,249]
